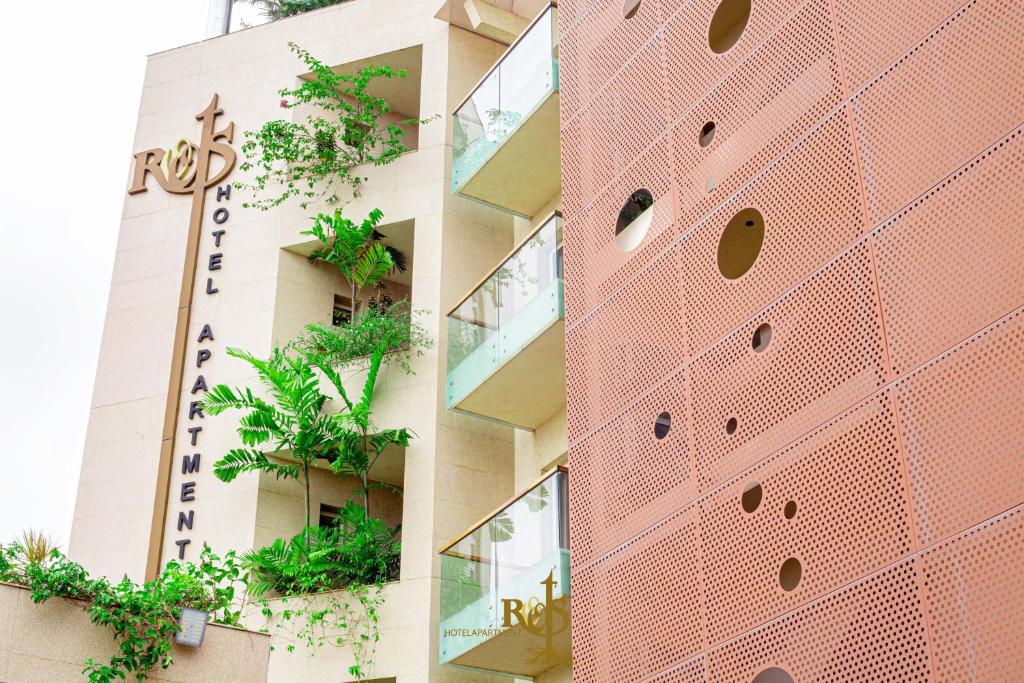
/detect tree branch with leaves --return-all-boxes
[237,43,435,211]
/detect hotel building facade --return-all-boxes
[1,0,1019,680]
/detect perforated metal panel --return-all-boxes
[700,393,913,643]
[569,367,693,568]
[895,308,1024,547]
[873,126,1024,376]
[563,0,1024,679]
[679,109,866,355]
[566,244,687,441]
[662,0,808,122]
[572,506,705,683]
[690,243,887,491]
[559,0,666,124]
[646,657,706,683]
[705,558,933,681]
[671,0,845,237]
[832,0,966,89]
[562,37,670,220]
[852,0,1024,224]
[563,135,676,327]
[920,505,1024,681]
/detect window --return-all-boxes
[319,503,342,528]
[332,294,353,326]
[615,189,655,252]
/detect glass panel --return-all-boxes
[497,7,554,135]
[446,215,564,412]
[451,5,559,191]
[439,470,569,664]
[452,69,499,188]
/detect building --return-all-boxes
[561,0,1024,680]
[8,0,1021,681]
[61,0,571,681]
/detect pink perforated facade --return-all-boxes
[561,0,1024,680]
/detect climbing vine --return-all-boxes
[0,542,243,682]
[237,42,435,210]
[253,581,386,679]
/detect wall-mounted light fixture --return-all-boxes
[175,607,210,647]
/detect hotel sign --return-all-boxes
[129,95,236,196]
[128,94,237,577]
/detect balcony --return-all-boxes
[439,468,570,678]
[446,213,565,429]
[451,3,560,217]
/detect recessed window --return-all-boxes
[319,503,342,528]
[654,411,672,439]
[717,207,764,279]
[741,481,762,513]
[752,667,795,683]
[752,322,772,352]
[726,416,738,434]
[784,500,797,519]
[699,121,716,147]
[623,0,642,19]
[779,557,801,591]
[332,294,354,326]
[615,189,655,252]
[709,0,752,54]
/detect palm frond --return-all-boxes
[237,410,281,446]
[213,449,300,482]
[351,242,394,289]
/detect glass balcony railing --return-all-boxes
[451,4,559,212]
[439,468,570,676]
[446,213,564,428]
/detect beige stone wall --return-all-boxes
[0,583,269,683]
[69,0,534,681]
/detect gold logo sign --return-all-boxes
[128,94,236,196]
[501,570,570,655]
[160,139,197,185]
[125,93,238,578]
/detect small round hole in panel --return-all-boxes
[741,481,762,513]
[654,411,672,439]
[708,0,752,54]
[752,322,772,352]
[726,417,738,435]
[779,557,802,591]
[623,0,642,19]
[752,667,795,683]
[699,121,716,147]
[615,189,655,252]
[717,207,764,279]
[784,500,797,519]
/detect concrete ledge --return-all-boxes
[0,582,270,683]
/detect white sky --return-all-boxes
[0,1,262,550]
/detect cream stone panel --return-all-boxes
[144,43,202,87]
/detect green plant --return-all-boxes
[17,529,57,565]
[255,579,386,679]
[1,542,243,683]
[303,207,407,320]
[238,43,433,210]
[244,515,398,598]
[241,0,354,21]
[203,347,355,529]
[243,519,396,680]
[297,300,432,374]
[315,345,412,521]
